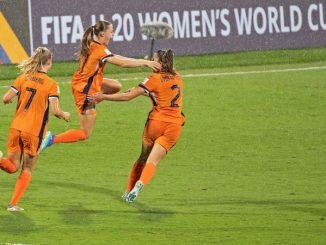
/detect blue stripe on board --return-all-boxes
[0,44,11,64]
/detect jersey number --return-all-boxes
[170,84,180,108]
[24,87,37,111]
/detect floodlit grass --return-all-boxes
[0,49,325,244]
[1,47,326,80]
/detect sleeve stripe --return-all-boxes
[101,54,114,63]
[49,95,59,99]
[10,86,19,94]
[138,83,150,93]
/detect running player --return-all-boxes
[91,49,185,203]
[0,47,70,211]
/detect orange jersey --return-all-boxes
[139,72,185,125]
[72,41,113,94]
[10,72,60,138]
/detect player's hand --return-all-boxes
[62,111,70,122]
[89,93,105,104]
[147,60,161,72]
[3,99,13,104]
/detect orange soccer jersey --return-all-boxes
[10,72,59,138]
[71,41,113,113]
[139,72,185,125]
[72,41,113,94]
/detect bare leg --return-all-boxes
[79,113,97,137]
[146,143,167,166]
[101,78,122,94]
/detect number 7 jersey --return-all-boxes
[139,72,185,125]
[9,72,60,138]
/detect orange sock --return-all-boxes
[10,170,32,205]
[139,162,157,186]
[0,158,18,173]
[54,129,88,143]
[127,161,146,191]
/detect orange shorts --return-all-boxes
[72,86,96,115]
[142,120,182,152]
[7,128,41,156]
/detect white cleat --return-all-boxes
[121,191,129,201]
[126,181,144,203]
[7,205,24,212]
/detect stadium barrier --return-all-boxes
[0,0,326,63]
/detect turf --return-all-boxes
[0,50,325,244]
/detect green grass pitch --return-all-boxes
[0,49,325,244]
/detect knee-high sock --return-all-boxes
[127,161,146,191]
[54,129,88,143]
[10,170,32,206]
[0,158,18,173]
[139,162,157,186]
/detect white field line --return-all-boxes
[1,65,326,88]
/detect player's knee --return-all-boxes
[102,80,122,94]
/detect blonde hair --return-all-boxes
[18,47,52,75]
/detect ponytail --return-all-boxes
[76,20,112,60]
[156,49,176,75]
[78,26,93,58]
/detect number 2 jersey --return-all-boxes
[10,72,60,138]
[139,72,185,125]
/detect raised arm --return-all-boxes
[49,98,70,122]
[91,86,146,103]
[107,55,161,71]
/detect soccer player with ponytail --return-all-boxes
[40,20,161,150]
[0,47,70,211]
[91,49,185,203]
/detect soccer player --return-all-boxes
[40,20,161,151]
[91,49,185,203]
[0,47,70,211]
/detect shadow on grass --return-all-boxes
[0,211,39,235]
[180,199,326,217]
[40,180,175,223]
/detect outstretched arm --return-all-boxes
[91,86,146,103]
[107,55,161,71]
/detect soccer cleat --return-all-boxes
[126,181,144,203]
[0,150,3,160]
[121,191,129,201]
[7,205,24,212]
[40,131,54,153]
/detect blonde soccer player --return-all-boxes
[0,47,70,211]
